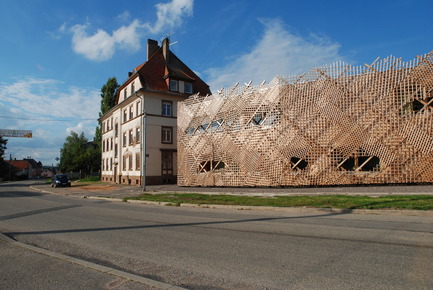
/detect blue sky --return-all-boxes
[1,0,432,166]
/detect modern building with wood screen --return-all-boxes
[100,38,211,185]
[178,51,433,187]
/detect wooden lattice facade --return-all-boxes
[178,52,433,187]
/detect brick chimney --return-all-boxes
[162,38,169,63]
[147,39,159,61]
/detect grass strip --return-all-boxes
[124,194,433,210]
[76,176,101,182]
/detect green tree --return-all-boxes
[0,136,7,158]
[84,141,101,174]
[0,136,9,179]
[94,77,119,144]
[59,131,98,177]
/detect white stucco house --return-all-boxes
[100,38,211,185]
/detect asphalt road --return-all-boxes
[1,181,432,289]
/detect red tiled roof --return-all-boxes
[6,160,29,171]
[116,41,211,104]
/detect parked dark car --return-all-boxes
[51,174,71,187]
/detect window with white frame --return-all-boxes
[136,100,141,116]
[135,153,140,171]
[129,129,133,145]
[162,126,173,144]
[136,127,141,144]
[162,101,172,117]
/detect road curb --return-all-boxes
[29,185,53,195]
[0,233,186,290]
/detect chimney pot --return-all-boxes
[147,39,159,61]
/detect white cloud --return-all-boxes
[66,121,95,138]
[69,0,193,61]
[117,11,131,22]
[59,23,67,33]
[206,19,343,91]
[0,78,99,119]
[0,78,100,165]
[71,19,143,61]
[146,0,193,34]
[47,23,67,40]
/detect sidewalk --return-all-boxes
[30,181,433,200]
[0,233,185,290]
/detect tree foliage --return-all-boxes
[59,131,100,177]
[0,136,9,179]
[94,77,119,143]
[0,136,7,159]
[100,77,119,116]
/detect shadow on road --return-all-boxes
[0,205,82,221]
[4,210,352,237]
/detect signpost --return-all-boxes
[0,129,32,138]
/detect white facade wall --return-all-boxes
[119,76,143,103]
[101,86,182,185]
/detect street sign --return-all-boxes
[0,129,32,138]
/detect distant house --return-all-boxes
[41,167,56,178]
[6,158,43,179]
[100,38,211,185]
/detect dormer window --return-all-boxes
[184,82,193,94]
[131,82,135,94]
[169,79,178,92]
[124,88,127,100]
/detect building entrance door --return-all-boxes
[161,150,175,184]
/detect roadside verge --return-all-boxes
[30,184,433,217]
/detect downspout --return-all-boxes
[119,113,123,184]
[141,95,147,192]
